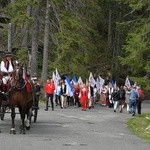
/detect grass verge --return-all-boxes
[127,113,150,143]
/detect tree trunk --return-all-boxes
[21,4,31,69]
[108,8,112,54]
[8,0,15,52]
[41,0,50,84]
[31,6,39,76]
[8,23,12,52]
[22,5,31,48]
[108,5,114,79]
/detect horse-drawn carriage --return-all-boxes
[0,59,39,134]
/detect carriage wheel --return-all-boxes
[33,108,38,123]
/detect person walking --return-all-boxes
[93,85,97,107]
[118,85,125,113]
[107,82,113,108]
[60,81,67,108]
[112,86,119,112]
[129,86,139,116]
[74,84,80,107]
[79,84,89,111]
[99,85,107,106]
[34,78,42,109]
[125,87,131,113]
[44,79,55,111]
[88,82,94,109]
[136,86,144,115]
[55,80,62,107]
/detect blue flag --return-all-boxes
[111,80,115,88]
[65,76,73,96]
[72,75,77,84]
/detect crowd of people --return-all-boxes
[0,51,145,116]
[44,77,145,116]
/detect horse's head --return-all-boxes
[11,64,24,89]
[16,64,24,80]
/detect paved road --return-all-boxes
[0,101,150,150]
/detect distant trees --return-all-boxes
[41,0,50,83]
[0,0,149,90]
[119,0,150,90]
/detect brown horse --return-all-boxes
[0,91,9,121]
[0,80,6,121]
[9,65,35,134]
[0,91,3,120]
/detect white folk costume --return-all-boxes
[0,52,17,92]
[99,85,107,106]
[108,84,114,107]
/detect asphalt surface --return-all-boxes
[0,101,150,150]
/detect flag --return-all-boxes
[114,81,117,88]
[89,72,96,87]
[86,79,89,85]
[125,77,131,89]
[72,75,77,84]
[78,76,83,85]
[65,76,73,96]
[55,68,61,83]
[99,76,105,86]
[133,82,137,88]
[52,72,56,86]
[99,76,105,93]
[111,80,115,88]
[96,77,100,93]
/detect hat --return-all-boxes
[5,51,13,57]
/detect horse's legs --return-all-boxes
[10,106,16,134]
[19,107,26,134]
[25,108,31,130]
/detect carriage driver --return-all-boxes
[0,51,18,93]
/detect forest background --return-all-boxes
[0,0,150,97]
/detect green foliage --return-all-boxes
[3,1,29,25]
[120,33,146,74]
[127,113,150,143]
[119,0,150,91]
[15,47,28,65]
[1,0,149,92]
[2,0,40,25]
[48,1,106,79]
[49,0,109,79]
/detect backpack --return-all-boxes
[138,89,144,101]
[119,89,125,99]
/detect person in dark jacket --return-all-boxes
[74,84,80,107]
[112,86,119,112]
[34,78,42,109]
[118,85,125,113]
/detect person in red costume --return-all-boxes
[79,84,89,111]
